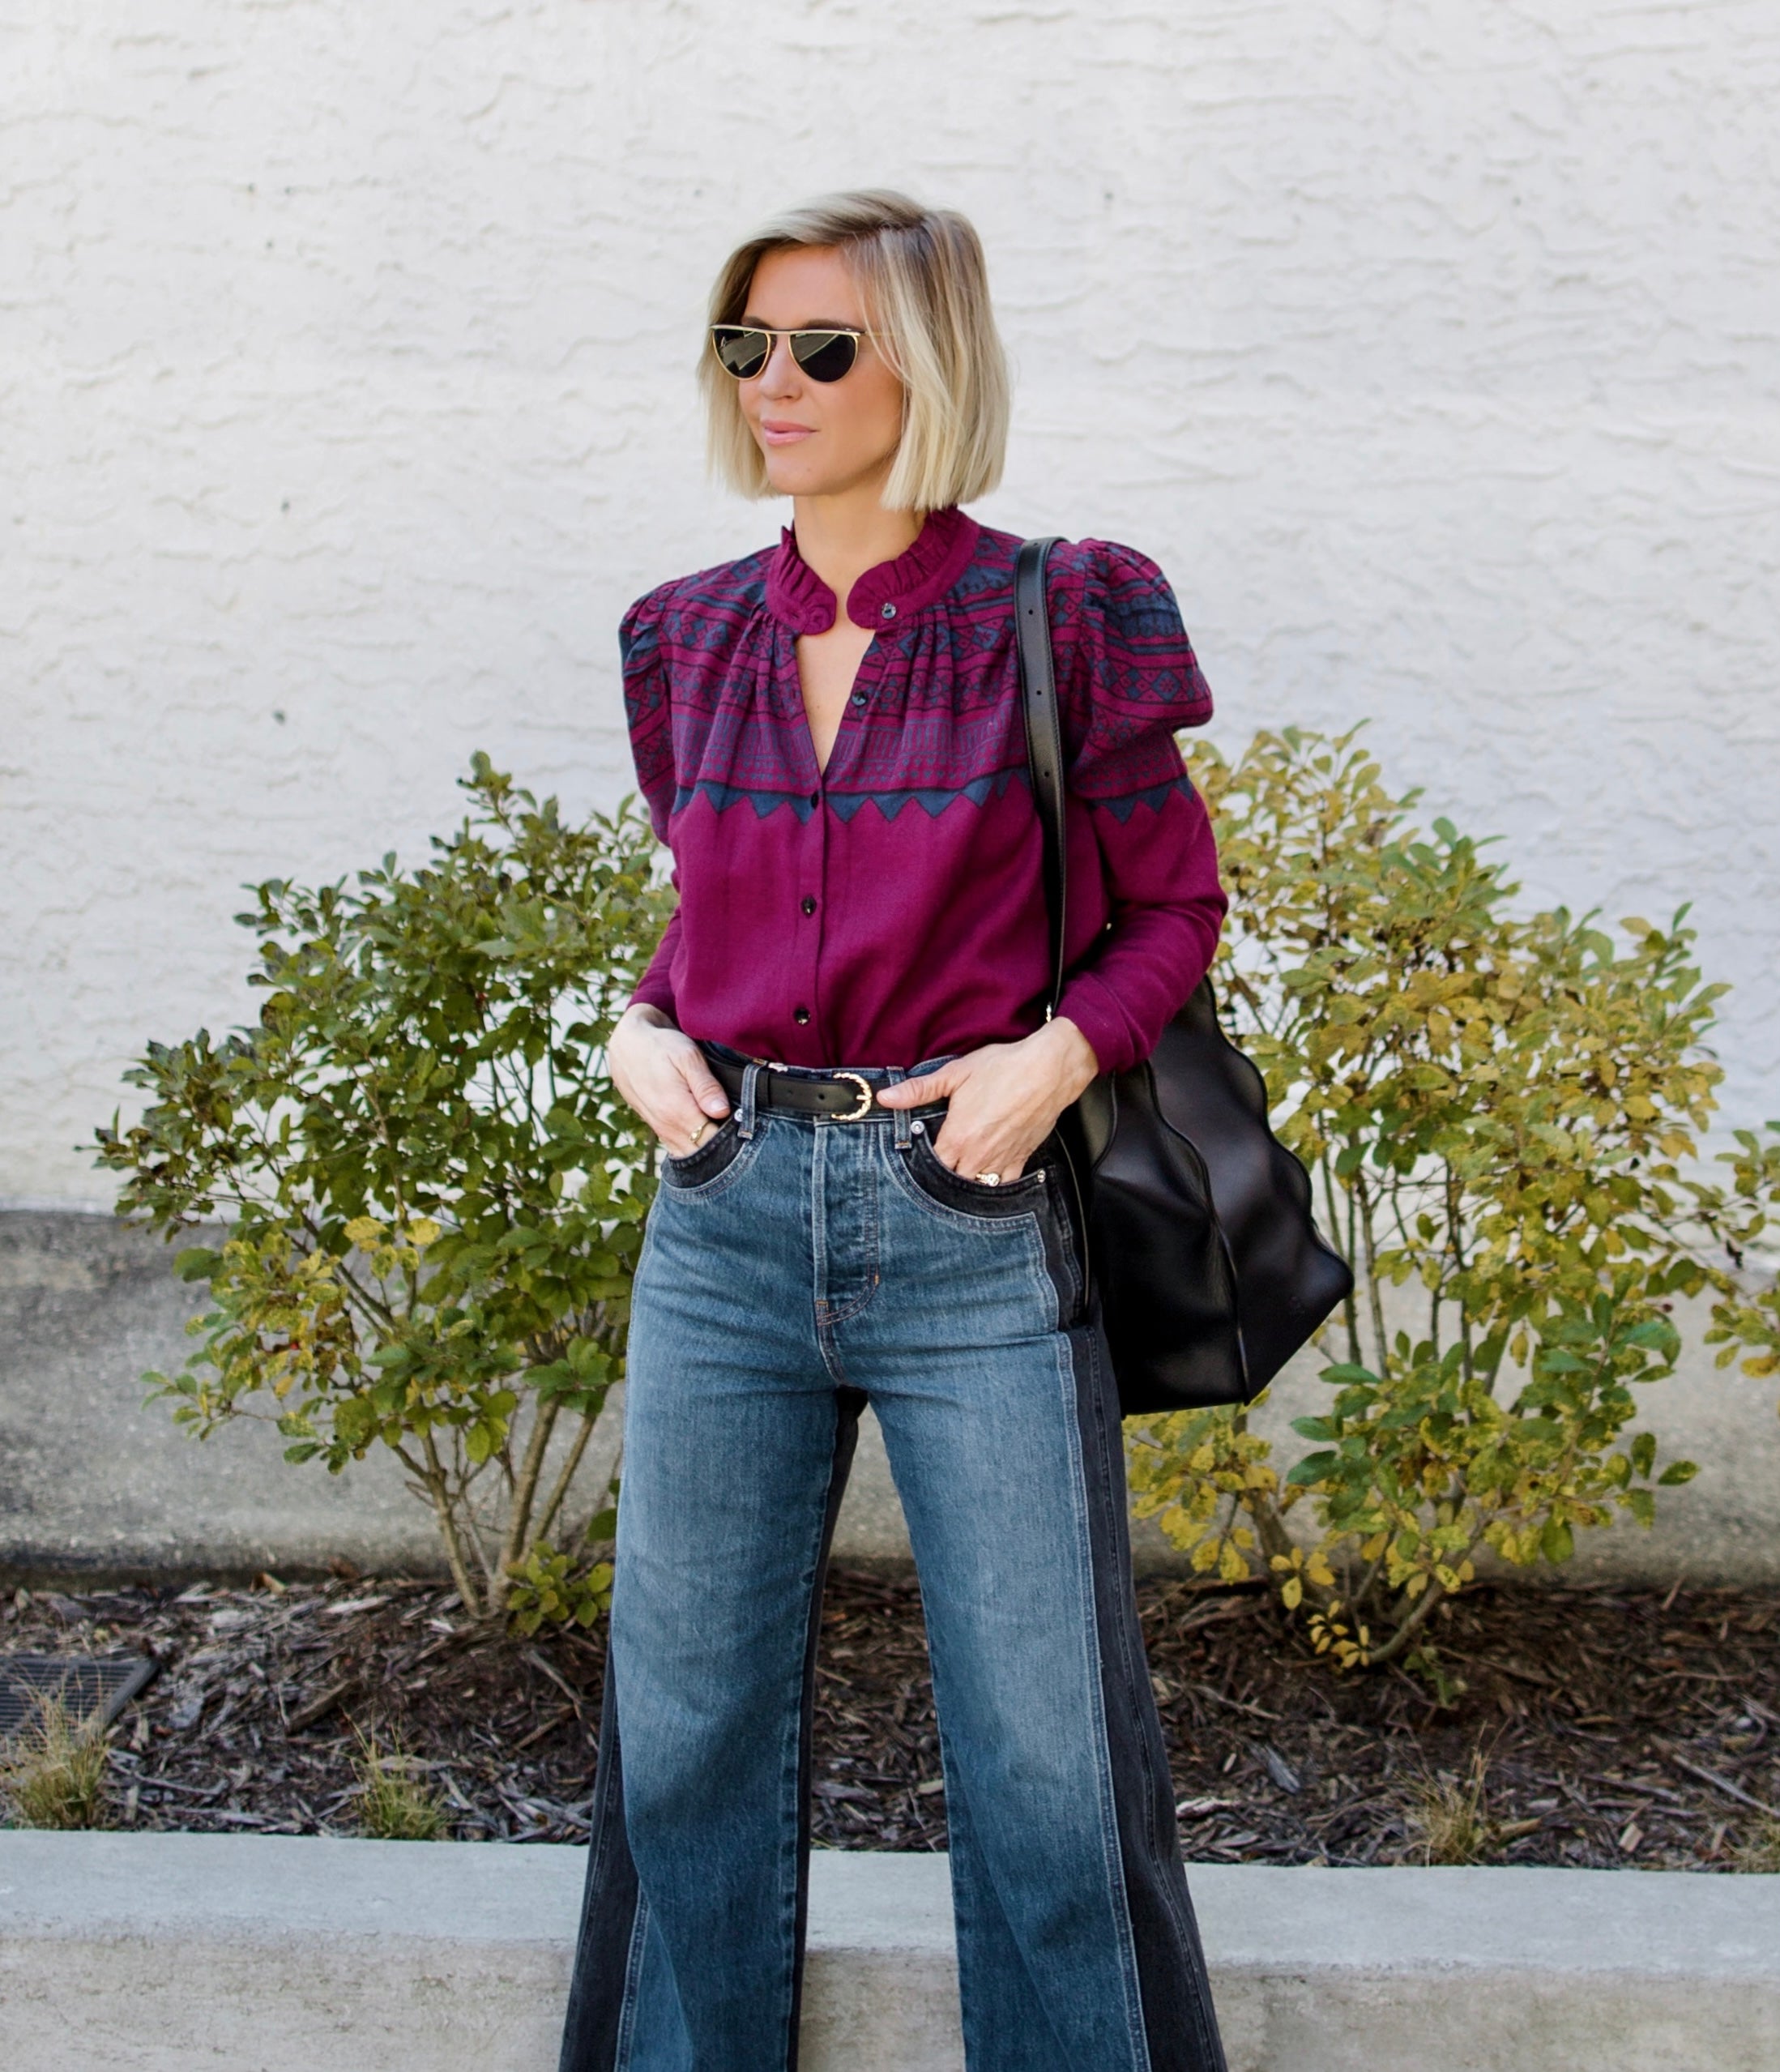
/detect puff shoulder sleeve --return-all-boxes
[1043,540,1227,1074]
[620,583,683,1017]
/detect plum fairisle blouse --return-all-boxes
[622,505,1226,1075]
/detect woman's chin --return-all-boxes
[766,463,902,509]
[762,455,833,498]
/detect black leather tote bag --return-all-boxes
[1015,536,1354,1413]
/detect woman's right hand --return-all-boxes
[608,1004,732,1157]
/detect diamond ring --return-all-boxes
[974,1171,1002,1188]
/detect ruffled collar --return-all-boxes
[764,505,981,634]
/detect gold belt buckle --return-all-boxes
[832,1071,875,1122]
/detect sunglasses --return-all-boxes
[709,323,874,383]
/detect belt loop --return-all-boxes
[884,1066,913,1150]
[737,1061,762,1139]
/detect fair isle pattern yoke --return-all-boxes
[621,507,1227,1077]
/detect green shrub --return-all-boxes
[95,758,670,1625]
[1127,728,1780,1670]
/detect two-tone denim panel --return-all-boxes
[560,1106,1226,2072]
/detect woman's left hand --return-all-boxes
[876,1016,1100,1182]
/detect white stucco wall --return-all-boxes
[5,2,1778,1206]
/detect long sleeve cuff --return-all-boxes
[1056,909,1217,1077]
[1052,786,1225,1074]
[630,908,681,1020]
[1053,980,1133,1079]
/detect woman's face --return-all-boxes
[735,245,905,502]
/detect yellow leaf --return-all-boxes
[1306,1550,1337,1588]
[1217,1540,1249,1584]
[407,1218,442,1248]
[344,1217,386,1250]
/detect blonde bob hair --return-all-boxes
[700,190,1010,514]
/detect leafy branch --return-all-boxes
[94,757,672,1626]
[1127,727,1780,1672]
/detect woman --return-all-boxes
[561,191,1229,2072]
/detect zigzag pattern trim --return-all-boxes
[669,767,1196,826]
[1099,775,1198,822]
[673,767,1027,824]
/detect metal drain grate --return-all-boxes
[0,1654,159,1743]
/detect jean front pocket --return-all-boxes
[657,1115,761,1199]
[886,1126,1049,1230]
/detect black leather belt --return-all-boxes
[704,1051,947,1121]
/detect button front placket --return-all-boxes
[790,608,897,1063]
[800,778,826,1049]
[792,804,829,1056]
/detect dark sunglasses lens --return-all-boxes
[712,327,770,378]
[791,331,859,382]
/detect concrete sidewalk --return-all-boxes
[2,1831,1777,2070]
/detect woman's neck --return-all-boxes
[791,483,924,624]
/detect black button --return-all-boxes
[880,602,897,621]
[809,790,820,809]
[800,896,817,915]
[793,1006,811,1025]
[851,691,868,707]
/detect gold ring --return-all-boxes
[975,1171,1002,1187]
[689,1118,711,1148]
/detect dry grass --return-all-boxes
[1,1693,111,1830]
[1732,1818,1780,1875]
[1404,1752,1496,1865]
[351,1726,448,1842]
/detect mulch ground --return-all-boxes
[6,1570,1778,1869]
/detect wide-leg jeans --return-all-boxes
[559,1057,1227,2072]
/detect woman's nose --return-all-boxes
[756,338,802,397]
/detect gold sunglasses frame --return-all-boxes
[707,324,880,382]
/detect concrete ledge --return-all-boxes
[9,1209,1780,1587]
[2,1833,1777,2070]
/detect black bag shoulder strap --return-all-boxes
[1014,536,1068,1016]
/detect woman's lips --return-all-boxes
[759,421,815,446]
